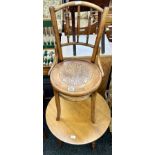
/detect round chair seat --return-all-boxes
[50,60,102,96]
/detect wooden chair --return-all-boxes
[48,1,109,123]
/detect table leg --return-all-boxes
[92,141,96,150]
[57,139,63,148]
[91,92,97,123]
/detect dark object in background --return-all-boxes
[43,76,53,101]
[43,76,53,138]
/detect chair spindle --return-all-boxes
[65,7,70,43]
[86,8,93,44]
[77,6,80,43]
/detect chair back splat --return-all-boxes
[49,1,109,62]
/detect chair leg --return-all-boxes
[54,89,61,121]
[91,92,97,123]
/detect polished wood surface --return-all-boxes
[91,8,109,62]
[49,2,109,123]
[49,1,109,62]
[66,0,111,55]
[50,60,102,97]
[53,89,61,121]
[55,1,104,12]
[91,92,96,123]
[50,7,63,62]
[68,0,110,11]
[43,55,112,97]
[46,93,111,145]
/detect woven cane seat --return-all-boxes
[50,60,102,96]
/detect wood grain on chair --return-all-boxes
[49,1,109,123]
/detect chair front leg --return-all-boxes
[91,92,97,123]
[54,89,61,121]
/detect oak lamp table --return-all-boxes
[46,93,111,149]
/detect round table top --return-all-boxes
[46,93,111,145]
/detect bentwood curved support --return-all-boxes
[49,1,109,123]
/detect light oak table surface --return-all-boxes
[46,93,111,145]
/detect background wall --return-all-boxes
[43,0,62,19]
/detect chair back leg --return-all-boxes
[91,92,97,123]
[54,89,61,121]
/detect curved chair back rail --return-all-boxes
[53,1,104,12]
[49,1,109,62]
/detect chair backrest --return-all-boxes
[49,1,109,63]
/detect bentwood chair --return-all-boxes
[48,1,109,123]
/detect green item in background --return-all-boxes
[43,20,52,27]
[44,58,47,63]
[48,58,50,64]
[43,20,55,49]
[44,51,47,56]
[43,44,55,49]
[51,42,54,48]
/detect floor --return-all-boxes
[44,128,112,155]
